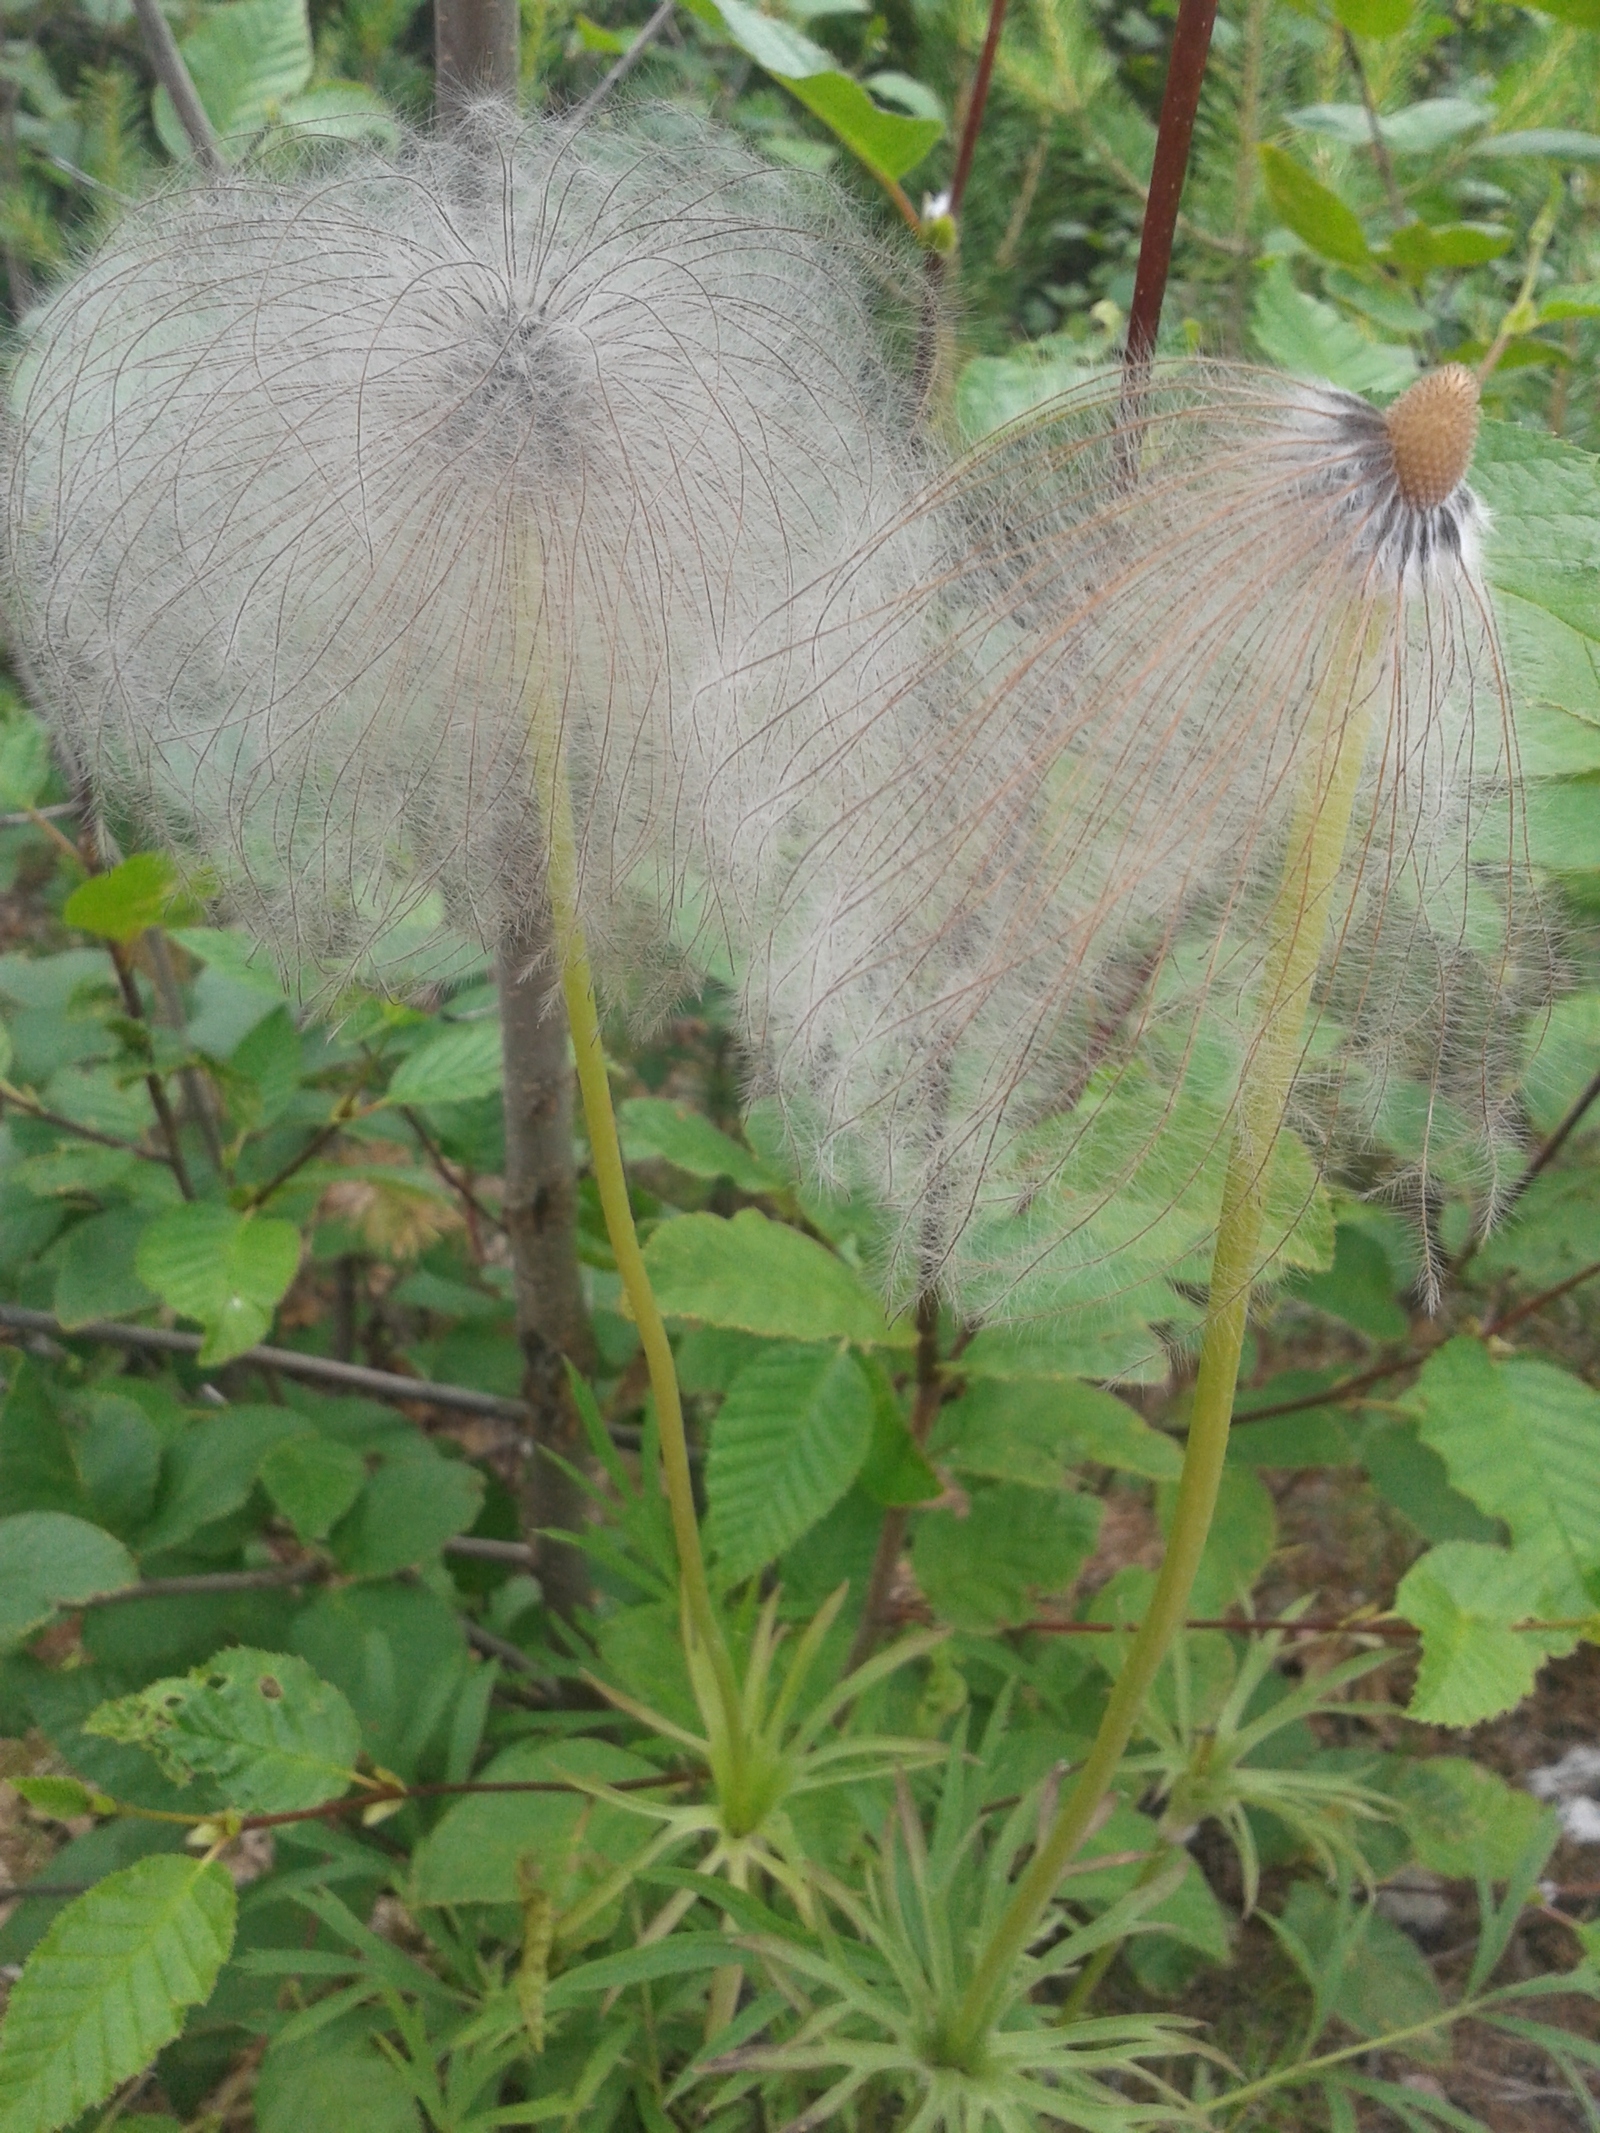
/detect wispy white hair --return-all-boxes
[734,367,1550,1316]
[2,103,929,1002]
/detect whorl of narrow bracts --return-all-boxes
[737,363,1545,1321]
[1,106,927,999]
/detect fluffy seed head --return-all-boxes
[2,106,926,1000]
[734,363,1545,1321]
[1385,363,1480,512]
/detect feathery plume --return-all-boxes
[2,104,927,1002]
[737,362,1547,1317]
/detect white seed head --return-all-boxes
[2,105,928,1000]
[735,364,1545,1319]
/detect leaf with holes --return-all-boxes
[706,1344,875,1584]
[0,1855,235,2133]
[84,1648,361,1812]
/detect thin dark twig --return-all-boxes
[81,1561,325,1606]
[848,1287,943,1672]
[0,1302,529,1422]
[1230,1347,1426,1424]
[0,802,76,830]
[128,0,225,174]
[1123,0,1221,377]
[145,927,227,1175]
[107,939,194,1198]
[1340,27,1408,226]
[463,1619,550,1676]
[445,1535,538,1565]
[1016,1613,1419,1639]
[569,0,676,124]
[240,1094,370,1212]
[401,1106,505,1237]
[948,0,1010,221]
[0,1086,177,1166]
[235,1766,695,1831]
[1482,1257,1600,1339]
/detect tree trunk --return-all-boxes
[434,0,595,1618]
[435,0,519,119]
[497,926,597,1621]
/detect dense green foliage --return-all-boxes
[0,0,1594,2127]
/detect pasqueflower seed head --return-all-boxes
[737,363,1547,1320]
[2,105,926,1000]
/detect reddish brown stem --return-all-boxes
[1123,0,1220,377]
[948,0,1011,221]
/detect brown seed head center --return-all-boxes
[1384,364,1480,512]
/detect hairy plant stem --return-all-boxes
[944,609,1381,2062]
[531,721,744,1752]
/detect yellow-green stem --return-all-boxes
[531,721,742,1748]
[945,608,1382,2061]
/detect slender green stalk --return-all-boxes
[943,607,1383,2063]
[530,713,743,1748]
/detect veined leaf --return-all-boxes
[706,1343,875,1582]
[1395,1541,1569,1725]
[381,1019,503,1108]
[1406,1339,1600,1606]
[62,854,184,944]
[1258,146,1370,266]
[642,1208,905,1346]
[0,1855,236,2133]
[85,1648,362,1812]
[0,1511,137,1648]
[135,1202,301,1364]
[619,1097,778,1194]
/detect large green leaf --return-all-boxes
[0,1856,236,2133]
[619,1097,779,1194]
[258,1433,367,1542]
[1395,1541,1569,1725]
[912,1481,1101,1629]
[1405,1339,1600,1606]
[1390,1757,1551,1880]
[706,1343,876,1582]
[61,854,183,944]
[1252,263,1416,396]
[331,1449,484,1574]
[137,1406,310,1555]
[152,0,314,161]
[931,1377,1181,1485]
[381,1020,503,1108]
[135,1202,302,1364]
[51,1208,158,1329]
[1258,147,1371,266]
[689,0,940,182]
[642,1208,904,1345]
[410,1737,656,1910]
[0,1512,137,1647]
[84,1648,361,1811]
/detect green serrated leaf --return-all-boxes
[1390,1757,1550,1880]
[643,1208,904,1345]
[932,1377,1182,1486]
[1406,1339,1600,1606]
[619,1097,778,1194]
[62,854,182,944]
[0,1855,236,2133]
[0,1512,137,1648]
[85,1648,361,1811]
[137,1406,310,1555]
[10,1776,109,1820]
[706,1343,875,1582]
[331,1449,483,1574]
[259,1434,366,1542]
[152,0,314,162]
[1259,146,1371,266]
[912,1481,1101,1629]
[135,1202,301,1364]
[382,1019,503,1108]
[1252,263,1416,396]
[51,1208,158,1330]
[1395,1542,1568,1725]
